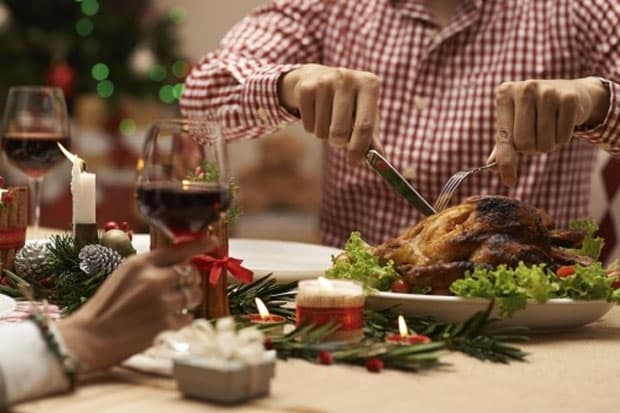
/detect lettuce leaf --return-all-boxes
[568,219,604,260]
[325,232,399,291]
[450,262,619,318]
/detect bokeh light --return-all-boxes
[172,60,190,78]
[159,85,175,103]
[97,80,114,98]
[91,63,109,81]
[149,64,166,82]
[172,83,184,99]
[81,0,100,16]
[75,18,93,36]
[119,118,137,136]
[169,6,186,24]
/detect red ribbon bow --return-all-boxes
[191,254,254,285]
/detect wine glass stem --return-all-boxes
[30,176,43,229]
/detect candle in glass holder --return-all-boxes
[295,277,365,342]
[247,298,286,333]
[385,315,431,345]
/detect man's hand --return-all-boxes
[278,64,381,164]
[492,77,610,187]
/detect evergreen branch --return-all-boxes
[227,274,297,321]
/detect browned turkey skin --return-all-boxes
[373,196,590,295]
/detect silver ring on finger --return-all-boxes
[175,307,190,316]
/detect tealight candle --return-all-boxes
[295,277,365,342]
[247,298,286,333]
[385,315,431,345]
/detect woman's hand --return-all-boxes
[56,237,215,372]
[278,64,381,164]
[492,77,610,187]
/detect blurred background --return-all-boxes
[0,0,618,259]
[0,0,322,243]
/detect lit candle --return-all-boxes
[248,298,286,333]
[385,315,431,345]
[58,143,97,243]
[295,277,365,343]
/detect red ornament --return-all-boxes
[366,358,384,373]
[103,221,120,231]
[46,62,77,97]
[318,350,334,365]
[119,221,130,232]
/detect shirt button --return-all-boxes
[257,107,269,123]
[403,166,416,180]
[414,96,429,111]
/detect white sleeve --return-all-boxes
[0,321,70,407]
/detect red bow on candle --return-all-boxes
[191,254,254,285]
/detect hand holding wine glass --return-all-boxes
[1,86,71,230]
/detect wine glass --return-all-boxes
[135,118,230,244]
[1,86,71,230]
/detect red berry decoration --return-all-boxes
[366,358,384,373]
[0,276,9,286]
[103,221,120,231]
[390,279,411,294]
[318,350,334,365]
[263,337,274,350]
[120,221,130,232]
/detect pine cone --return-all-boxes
[79,245,122,276]
[14,242,52,281]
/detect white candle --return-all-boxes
[58,143,96,224]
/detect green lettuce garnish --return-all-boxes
[567,219,604,260]
[325,232,399,291]
[450,262,618,318]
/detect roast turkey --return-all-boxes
[373,196,591,294]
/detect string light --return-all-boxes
[97,80,114,98]
[75,18,93,36]
[169,6,186,24]
[172,83,184,99]
[91,63,109,81]
[119,118,137,136]
[149,64,166,82]
[159,85,175,103]
[81,0,99,16]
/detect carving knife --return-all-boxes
[366,149,436,216]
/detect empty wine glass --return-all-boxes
[135,118,230,244]
[1,86,71,230]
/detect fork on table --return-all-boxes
[433,161,497,212]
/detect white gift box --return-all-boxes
[173,350,276,404]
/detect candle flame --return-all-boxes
[255,297,270,320]
[57,142,85,171]
[318,276,334,290]
[398,315,409,337]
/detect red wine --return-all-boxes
[136,182,231,242]
[2,133,70,177]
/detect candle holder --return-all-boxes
[295,278,365,342]
[0,186,28,272]
[150,212,230,319]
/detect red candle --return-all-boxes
[385,315,431,345]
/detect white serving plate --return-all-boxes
[366,292,615,331]
[0,294,16,318]
[132,235,341,283]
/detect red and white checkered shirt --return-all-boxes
[181,0,620,248]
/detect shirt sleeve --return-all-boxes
[0,321,70,408]
[180,0,329,141]
[570,0,620,156]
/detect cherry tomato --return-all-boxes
[556,265,575,278]
[608,270,620,289]
[390,279,411,294]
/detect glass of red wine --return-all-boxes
[1,86,71,230]
[135,118,230,244]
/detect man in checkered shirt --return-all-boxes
[181,0,620,248]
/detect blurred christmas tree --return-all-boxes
[0,0,190,110]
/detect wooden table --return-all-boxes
[13,306,620,413]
